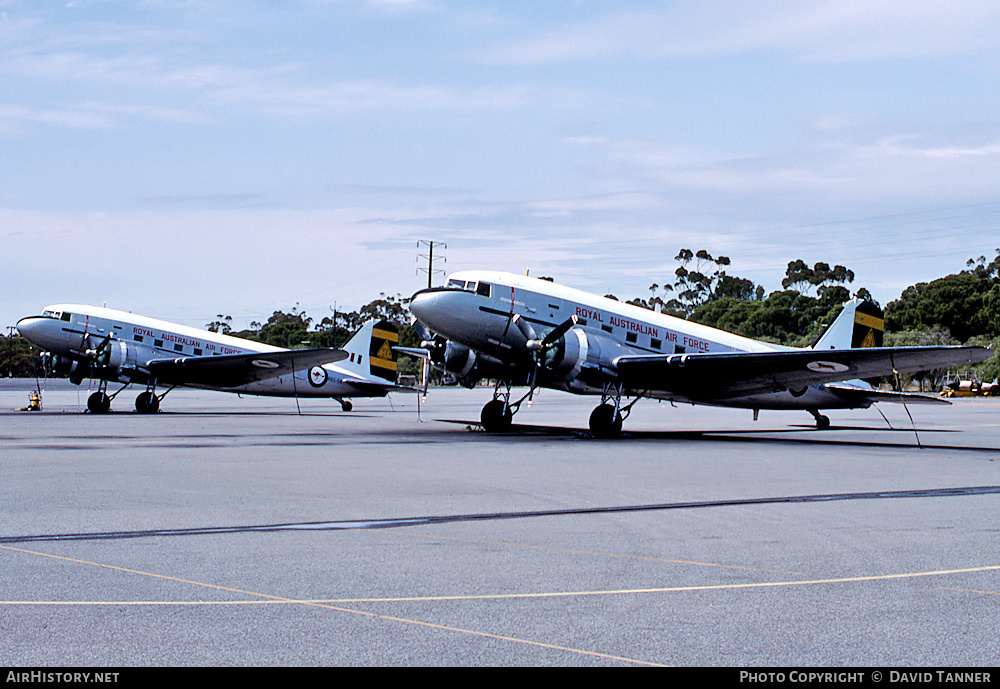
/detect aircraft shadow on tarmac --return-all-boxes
[436,419,1000,456]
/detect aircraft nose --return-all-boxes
[408,289,437,324]
[16,316,59,350]
[409,288,465,337]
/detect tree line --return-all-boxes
[3,251,998,389]
[608,248,999,388]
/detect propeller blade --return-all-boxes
[411,317,435,343]
[512,314,539,345]
[541,315,578,348]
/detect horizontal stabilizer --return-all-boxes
[147,348,348,388]
[823,384,951,406]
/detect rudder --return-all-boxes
[812,298,884,350]
[340,319,399,382]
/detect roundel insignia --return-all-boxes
[308,365,328,387]
[807,360,849,373]
[251,359,280,369]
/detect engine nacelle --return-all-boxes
[541,327,632,385]
[440,341,522,388]
[444,341,477,380]
[45,341,145,384]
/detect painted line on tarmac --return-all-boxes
[3,484,999,544]
[0,544,664,667]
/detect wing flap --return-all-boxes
[147,348,348,388]
[613,346,991,398]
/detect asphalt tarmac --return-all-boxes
[1,380,998,667]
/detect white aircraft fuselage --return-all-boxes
[408,270,990,435]
[17,303,400,413]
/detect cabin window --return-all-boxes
[476,282,491,297]
[134,335,144,343]
[154,339,164,348]
[651,338,662,350]
[674,345,686,354]
[577,318,587,326]
[193,348,202,356]
[602,325,612,334]
[61,312,72,322]
[174,344,183,352]
[626,332,637,344]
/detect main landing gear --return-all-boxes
[86,378,121,414]
[480,380,516,432]
[588,382,641,439]
[134,380,174,414]
[478,379,640,439]
[87,390,112,414]
[589,403,623,439]
[135,390,160,414]
[86,380,170,414]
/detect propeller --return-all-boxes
[411,318,447,366]
[407,317,444,395]
[512,314,578,402]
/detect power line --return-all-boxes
[417,240,447,288]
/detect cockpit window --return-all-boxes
[446,279,488,295]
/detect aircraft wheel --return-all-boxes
[340,400,353,412]
[589,404,623,439]
[811,411,830,431]
[481,399,512,432]
[135,391,159,414]
[87,391,111,414]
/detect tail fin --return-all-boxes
[812,299,884,350]
[340,319,399,381]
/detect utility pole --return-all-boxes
[417,240,447,288]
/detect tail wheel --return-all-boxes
[589,403,623,439]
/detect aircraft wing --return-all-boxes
[612,346,991,399]
[146,348,348,388]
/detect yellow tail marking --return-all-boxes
[372,328,399,343]
[370,358,397,372]
[376,341,394,361]
[854,311,884,331]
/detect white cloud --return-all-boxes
[478,1,1000,64]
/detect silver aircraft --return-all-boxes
[407,270,992,437]
[16,304,404,414]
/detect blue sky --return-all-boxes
[3,0,1000,332]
